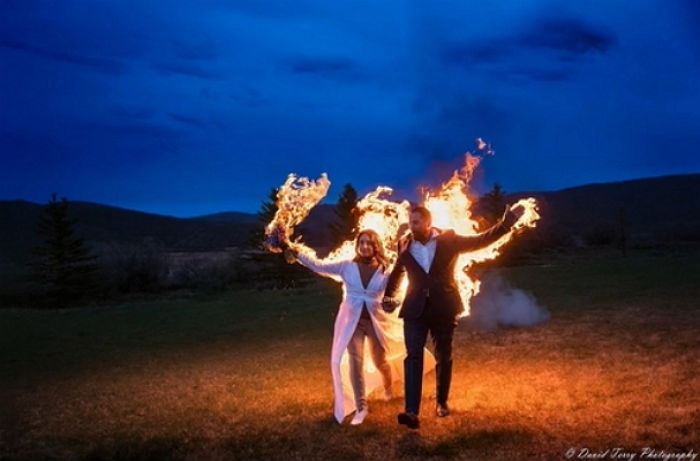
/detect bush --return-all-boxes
[165,251,242,291]
[583,223,618,246]
[94,239,169,296]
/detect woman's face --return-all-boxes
[357,234,375,258]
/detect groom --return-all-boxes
[382,204,524,429]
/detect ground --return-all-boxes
[1,248,698,460]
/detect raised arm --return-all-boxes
[452,205,521,253]
[286,247,346,279]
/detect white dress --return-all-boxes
[296,252,437,423]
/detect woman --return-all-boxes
[284,230,435,425]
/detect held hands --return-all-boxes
[382,296,400,312]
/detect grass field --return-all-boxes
[1,249,698,460]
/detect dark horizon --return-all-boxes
[3,170,698,220]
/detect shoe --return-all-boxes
[436,403,450,417]
[382,387,393,401]
[397,411,420,429]
[350,406,368,425]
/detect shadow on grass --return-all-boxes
[397,427,534,458]
[81,436,186,461]
[0,436,188,461]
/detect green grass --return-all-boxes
[1,249,698,460]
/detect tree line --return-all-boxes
[20,183,567,309]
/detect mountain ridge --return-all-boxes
[1,173,698,264]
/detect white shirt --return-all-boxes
[409,228,439,273]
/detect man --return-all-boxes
[382,204,524,429]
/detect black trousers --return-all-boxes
[403,297,458,414]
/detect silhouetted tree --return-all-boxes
[328,183,358,249]
[249,187,279,249]
[28,193,98,308]
[477,183,506,229]
[247,187,310,289]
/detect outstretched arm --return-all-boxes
[452,205,522,253]
[286,247,345,279]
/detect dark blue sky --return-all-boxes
[2,1,699,217]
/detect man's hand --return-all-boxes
[382,296,400,312]
[503,203,525,227]
[397,236,410,254]
[510,204,525,220]
[396,224,410,253]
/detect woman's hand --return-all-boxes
[283,247,298,264]
[382,296,400,312]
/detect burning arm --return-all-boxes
[452,204,524,253]
[268,225,344,278]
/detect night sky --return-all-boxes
[2,1,699,217]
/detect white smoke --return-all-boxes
[468,270,550,331]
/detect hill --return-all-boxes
[508,173,700,246]
[0,200,259,264]
[1,173,698,265]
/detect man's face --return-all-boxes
[410,211,431,240]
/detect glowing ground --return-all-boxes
[1,249,698,460]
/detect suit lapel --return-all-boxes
[402,228,444,275]
[401,232,441,275]
[354,261,380,290]
[428,234,448,273]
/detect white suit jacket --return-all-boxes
[296,252,436,423]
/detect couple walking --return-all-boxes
[283,203,523,428]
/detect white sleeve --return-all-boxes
[296,252,346,279]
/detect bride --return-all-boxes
[283,229,435,425]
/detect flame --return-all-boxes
[321,186,411,265]
[264,151,539,316]
[422,154,539,316]
[263,172,330,253]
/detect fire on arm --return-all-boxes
[450,207,519,253]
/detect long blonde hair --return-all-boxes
[353,229,389,271]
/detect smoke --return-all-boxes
[468,270,550,331]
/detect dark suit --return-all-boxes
[385,210,518,414]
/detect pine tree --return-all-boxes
[248,187,309,288]
[249,187,279,249]
[478,183,507,229]
[328,183,358,249]
[28,193,99,308]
